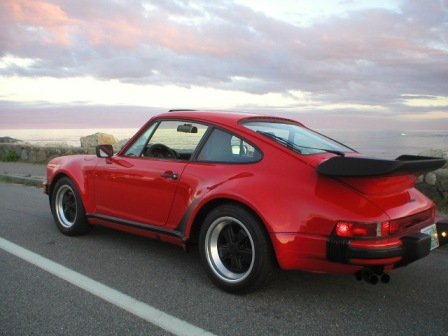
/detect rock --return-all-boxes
[114,138,130,152]
[424,172,437,186]
[436,169,448,201]
[20,148,29,161]
[80,132,118,149]
[415,182,442,202]
[417,148,448,209]
[0,136,21,144]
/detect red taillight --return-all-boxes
[388,208,434,235]
[336,221,380,238]
[381,221,390,236]
[335,208,435,238]
[336,222,352,237]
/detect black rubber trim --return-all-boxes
[327,232,432,264]
[349,246,403,260]
[86,213,185,241]
[327,237,351,263]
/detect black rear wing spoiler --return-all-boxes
[317,155,446,177]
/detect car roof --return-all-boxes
[155,110,302,127]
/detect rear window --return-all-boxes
[242,120,354,155]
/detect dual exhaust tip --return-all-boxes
[355,269,391,285]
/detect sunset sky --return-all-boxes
[1,0,447,130]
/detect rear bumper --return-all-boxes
[327,233,431,267]
[270,219,447,273]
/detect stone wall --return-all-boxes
[0,132,126,164]
[0,143,95,163]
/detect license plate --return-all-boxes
[421,224,439,250]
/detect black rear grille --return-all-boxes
[327,237,350,263]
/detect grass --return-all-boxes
[1,150,20,162]
[433,197,448,215]
[0,175,43,188]
[0,176,12,183]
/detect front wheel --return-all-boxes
[199,204,276,294]
[51,177,91,236]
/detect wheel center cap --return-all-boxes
[230,242,239,255]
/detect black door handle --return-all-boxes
[160,172,178,180]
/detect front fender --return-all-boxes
[46,155,100,213]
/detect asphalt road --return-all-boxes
[1,182,447,336]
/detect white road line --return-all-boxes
[0,237,216,336]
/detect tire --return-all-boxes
[199,204,276,294]
[51,177,91,236]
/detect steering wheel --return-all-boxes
[145,143,177,159]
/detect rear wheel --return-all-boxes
[199,204,276,294]
[52,177,91,236]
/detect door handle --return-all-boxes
[160,172,178,180]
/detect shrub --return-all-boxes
[1,150,20,162]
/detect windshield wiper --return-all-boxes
[297,145,345,157]
[258,131,302,153]
[258,131,345,156]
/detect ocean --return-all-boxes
[0,128,446,159]
[321,129,447,159]
[0,128,137,147]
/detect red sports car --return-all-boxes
[43,110,447,293]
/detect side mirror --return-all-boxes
[96,144,114,158]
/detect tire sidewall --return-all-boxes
[51,177,90,235]
[199,204,275,294]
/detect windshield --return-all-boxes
[242,120,355,155]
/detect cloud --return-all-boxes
[0,0,447,124]
[0,100,157,129]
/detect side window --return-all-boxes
[197,128,261,163]
[123,123,157,157]
[124,120,208,160]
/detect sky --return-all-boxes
[0,0,447,130]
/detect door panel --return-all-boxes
[94,157,187,226]
[94,119,209,227]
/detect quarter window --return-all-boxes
[197,128,261,163]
